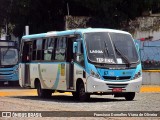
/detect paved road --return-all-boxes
[0,85,160,97]
[0,92,160,111]
[0,86,160,119]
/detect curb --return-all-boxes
[140,85,160,92]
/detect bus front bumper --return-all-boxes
[86,76,142,93]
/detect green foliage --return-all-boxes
[0,0,11,30]
[0,0,66,37]
[0,0,160,37]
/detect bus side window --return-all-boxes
[32,40,36,60]
[36,39,43,60]
[22,42,28,62]
[44,38,55,61]
[55,37,66,61]
[66,37,76,62]
[22,42,32,62]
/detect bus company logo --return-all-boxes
[2,112,12,117]
[109,72,114,76]
[116,77,120,80]
[104,71,108,75]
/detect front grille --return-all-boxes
[0,70,13,75]
[103,76,131,80]
[106,83,128,88]
[0,76,12,80]
[0,70,14,75]
[0,73,13,75]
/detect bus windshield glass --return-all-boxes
[0,48,18,65]
[84,32,139,64]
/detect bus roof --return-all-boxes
[22,28,130,40]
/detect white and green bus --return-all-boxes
[19,28,142,101]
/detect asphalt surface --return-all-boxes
[0,85,160,97]
[0,86,159,120]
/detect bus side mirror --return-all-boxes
[73,42,78,53]
[136,43,139,51]
[134,39,140,51]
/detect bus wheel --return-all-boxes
[36,81,52,98]
[124,92,135,101]
[72,92,78,99]
[78,83,90,102]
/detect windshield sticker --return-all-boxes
[90,50,103,54]
[96,58,115,63]
[76,70,83,75]
[117,58,122,64]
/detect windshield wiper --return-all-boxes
[113,43,131,67]
[103,40,109,57]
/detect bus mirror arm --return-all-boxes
[136,43,139,51]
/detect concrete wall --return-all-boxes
[142,72,160,85]
[127,15,160,85]
[128,15,160,40]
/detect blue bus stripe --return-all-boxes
[53,65,61,89]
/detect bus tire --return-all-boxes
[72,92,78,99]
[124,92,135,101]
[36,81,52,98]
[78,82,90,102]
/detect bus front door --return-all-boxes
[66,38,75,90]
[20,42,32,87]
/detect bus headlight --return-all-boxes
[90,70,101,79]
[133,71,141,79]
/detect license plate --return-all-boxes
[112,88,122,92]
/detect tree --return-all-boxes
[0,0,160,38]
[0,0,13,34]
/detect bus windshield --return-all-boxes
[84,32,139,64]
[0,48,18,66]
